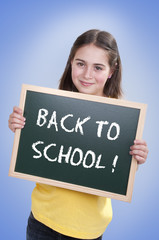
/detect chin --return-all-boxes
[79,89,94,95]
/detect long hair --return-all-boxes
[58,29,122,98]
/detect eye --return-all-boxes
[95,66,103,71]
[77,62,85,67]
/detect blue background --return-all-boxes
[1,0,159,239]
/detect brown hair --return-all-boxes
[59,29,122,98]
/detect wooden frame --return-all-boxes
[9,84,147,202]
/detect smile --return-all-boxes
[80,80,94,87]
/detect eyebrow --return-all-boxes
[75,58,106,67]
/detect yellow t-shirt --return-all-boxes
[31,183,112,239]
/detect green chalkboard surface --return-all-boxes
[9,84,147,202]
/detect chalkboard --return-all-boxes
[9,84,147,202]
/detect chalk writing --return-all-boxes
[112,155,118,173]
[32,141,107,169]
[36,108,120,139]
[36,109,91,135]
[32,108,121,173]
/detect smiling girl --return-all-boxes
[71,44,113,96]
[8,29,148,240]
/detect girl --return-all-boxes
[8,29,148,240]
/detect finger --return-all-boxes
[130,144,147,151]
[9,123,25,132]
[8,117,25,128]
[130,142,149,158]
[133,155,146,164]
[13,106,23,115]
[134,139,147,146]
[9,118,25,128]
[129,149,147,159]
[9,112,25,123]
[8,113,25,133]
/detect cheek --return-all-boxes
[96,75,108,86]
[71,67,81,82]
[71,68,76,83]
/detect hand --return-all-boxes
[8,106,26,132]
[129,139,148,165]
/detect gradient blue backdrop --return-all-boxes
[1,0,158,239]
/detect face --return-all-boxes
[71,44,112,97]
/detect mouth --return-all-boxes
[80,80,94,87]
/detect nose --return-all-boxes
[84,67,93,79]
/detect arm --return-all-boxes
[129,139,148,165]
[8,106,26,132]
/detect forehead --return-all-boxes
[74,44,109,64]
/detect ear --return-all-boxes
[108,74,112,79]
[108,68,115,79]
[108,71,113,79]
[108,61,118,79]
